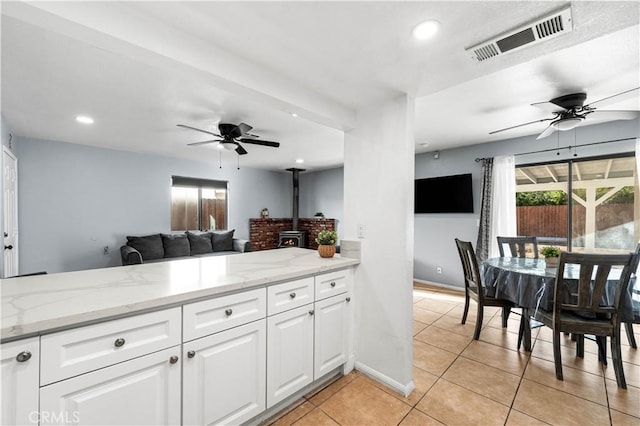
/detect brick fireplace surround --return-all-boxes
[249,218,336,251]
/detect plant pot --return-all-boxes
[545,256,559,267]
[318,244,336,258]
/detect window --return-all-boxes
[515,153,637,254]
[171,176,228,231]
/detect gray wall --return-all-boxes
[299,167,344,239]
[17,137,292,274]
[415,118,639,288]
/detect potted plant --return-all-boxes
[541,246,561,267]
[316,230,337,258]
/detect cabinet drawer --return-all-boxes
[41,307,181,386]
[183,288,266,341]
[267,277,314,316]
[315,269,351,300]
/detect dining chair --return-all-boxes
[535,251,639,388]
[497,236,539,258]
[455,238,516,340]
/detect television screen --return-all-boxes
[415,173,474,213]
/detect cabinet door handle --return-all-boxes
[169,356,179,364]
[16,351,32,362]
[225,308,233,316]
[309,310,315,316]
[114,338,126,348]
[346,297,351,302]
[330,281,336,287]
[187,350,196,358]
[289,292,296,299]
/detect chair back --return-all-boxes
[553,251,639,322]
[497,236,539,258]
[455,239,484,300]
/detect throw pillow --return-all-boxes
[161,233,190,258]
[212,229,235,252]
[126,234,164,260]
[187,231,213,255]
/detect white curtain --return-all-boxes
[488,155,516,258]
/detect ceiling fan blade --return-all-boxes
[531,101,566,114]
[489,117,555,135]
[238,122,253,135]
[187,139,222,146]
[536,124,557,140]
[177,124,221,138]
[587,87,640,109]
[585,110,638,123]
[238,138,280,147]
[235,144,248,155]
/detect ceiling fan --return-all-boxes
[177,122,280,155]
[490,87,639,140]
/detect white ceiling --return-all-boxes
[2,1,639,171]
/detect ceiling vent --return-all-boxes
[466,7,573,63]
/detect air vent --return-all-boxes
[466,7,572,63]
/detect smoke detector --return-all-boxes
[466,6,573,63]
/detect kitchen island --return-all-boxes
[1,247,359,425]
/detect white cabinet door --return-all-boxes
[183,320,266,426]
[1,337,39,426]
[314,293,350,378]
[40,347,181,426]
[266,304,314,408]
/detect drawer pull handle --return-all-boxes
[169,356,179,364]
[114,338,126,348]
[309,310,315,316]
[16,351,31,363]
[187,350,196,358]
[290,292,296,299]
[225,308,233,316]
[346,297,351,302]
[330,281,336,287]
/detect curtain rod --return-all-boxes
[474,136,637,162]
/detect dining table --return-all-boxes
[481,256,639,354]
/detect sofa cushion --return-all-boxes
[126,234,164,260]
[187,232,213,255]
[212,229,235,252]
[161,233,190,258]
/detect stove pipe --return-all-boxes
[286,168,305,231]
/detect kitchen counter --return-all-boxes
[1,248,359,342]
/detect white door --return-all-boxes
[183,320,266,426]
[266,304,314,408]
[2,146,18,277]
[314,294,350,378]
[1,338,39,426]
[40,346,181,426]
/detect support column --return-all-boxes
[343,95,415,395]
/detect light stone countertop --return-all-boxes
[1,248,359,342]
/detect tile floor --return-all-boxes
[266,283,640,426]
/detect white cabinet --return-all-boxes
[183,320,266,425]
[40,346,181,426]
[266,304,314,408]
[1,337,39,426]
[314,293,351,378]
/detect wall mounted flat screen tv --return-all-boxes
[415,173,474,213]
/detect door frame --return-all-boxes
[2,145,19,277]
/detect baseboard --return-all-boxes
[355,361,415,397]
[413,278,464,293]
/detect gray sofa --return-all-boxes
[120,230,251,266]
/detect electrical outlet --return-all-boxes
[103,246,110,256]
[357,224,365,238]
[436,266,443,274]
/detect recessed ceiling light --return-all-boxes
[419,142,430,147]
[75,115,94,124]
[291,113,298,118]
[411,20,440,40]
[296,158,304,164]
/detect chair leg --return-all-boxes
[553,330,564,381]
[473,306,483,340]
[501,307,510,328]
[461,293,470,325]
[611,326,627,389]
[517,308,532,352]
[576,334,584,358]
[625,323,637,349]
[596,336,607,365]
